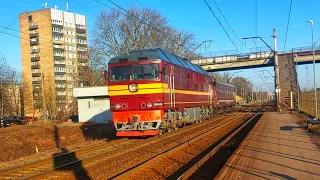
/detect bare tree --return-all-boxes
[41,74,56,122]
[0,56,22,117]
[91,7,196,62]
[230,77,253,102]
[80,47,107,86]
[211,72,232,83]
[5,68,22,117]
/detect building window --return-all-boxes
[52,27,62,33]
[77,47,87,51]
[53,35,63,41]
[76,24,85,29]
[78,54,87,59]
[55,75,66,80]
[54,67,66,72]
[54,51,64,57]
[77,39,86,44]
[51,19,63,25]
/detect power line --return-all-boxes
[203,0,269,89]
[203,0,240,53]
[134,0,148,9]
[283,0,293,50]
[133,0,198,56]
[93,0,195,51]
[0,28,67,51]
[0,25,53,42]
[211,0,245,47]
[255,0,258,36]
[0,31,29,41]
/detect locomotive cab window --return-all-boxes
[109,65,132,82]
[133,63,159,80]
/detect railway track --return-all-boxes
[0,112,245,180]
[0,137,137,179]
[111,103,267,180]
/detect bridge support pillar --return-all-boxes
[278,54,299,110]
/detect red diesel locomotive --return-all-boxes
[108,49,235,136]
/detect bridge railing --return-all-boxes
[191,46,273,65]
[192,45,320,66]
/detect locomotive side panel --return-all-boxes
[107,49,231,136]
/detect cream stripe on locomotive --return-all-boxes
[108,83,210,96]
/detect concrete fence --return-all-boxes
[299,90,320,119]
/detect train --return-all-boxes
[107,49,236,136]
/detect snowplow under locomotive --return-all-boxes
[107,49,236,136]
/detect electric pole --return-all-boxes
[273,28,280,110]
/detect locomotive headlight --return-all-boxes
[128,84,138,92]
[147,102,152,108]
[154,102,163,107]
[115,104,121,109]
[141,102,146,108]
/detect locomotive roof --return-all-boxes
[109,49,210,77]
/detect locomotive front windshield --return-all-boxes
[110,63,159,82]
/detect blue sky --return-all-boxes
[0,0,319,91]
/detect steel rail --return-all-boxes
[111,111,253,179]
[0,113,233,179]
[177,103,268,180]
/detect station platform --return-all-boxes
[216,112,320,180]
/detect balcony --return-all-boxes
[53,48,64,54]
[77,48,87,52]
[53,39,64,45]
[77,35,86,40]
[30,49,40,54]
[78,58,87,63]
[52,31,63,36]
[31,64,40,69]
[56,86,66,91]
[56,95,66,100]
[33,88,41,93]
[32,80,41,85]
[29,24,38,30]
[55,80,66,83]
[30,40,39,46]
[76,28,86,34]
[29,33,39,38]
[54,56,65,60]
[55,72,66,75]
[34,102,43,109]
[53,45,64,50]
[33,96,42,100]
[32,73,41,77]
[77,43,87,48]
[31,57,40,62]
[54,64,65,68]
[52,24,63,29]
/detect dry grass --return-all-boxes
[0,122,116,169]
[292,113,320,147]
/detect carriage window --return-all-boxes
[133,63,159,80]
[187,73,190,79]
[109,65,132,82]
